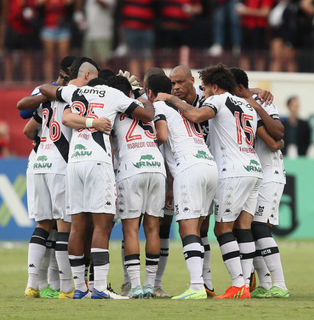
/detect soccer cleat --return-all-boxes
[213,285,251,299]
[143,284,154,299]
[249,270,257,292]
[204,284,215,298]
[92,287,129,300]
[106,283,129,299]
[73,289,92,299]
[153,286,171,298]
[120,282,131,296]
[58,287,75,299]
[250,286,268,298]
[127,285,144,299]
[40,285,59,299]
[264,286,290,298]
[25,287,40,298]
[171,286,207,300]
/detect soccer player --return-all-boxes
[40,57,155,299]
[230,67,290,298]
[155,63,263,299]
[108,75,166,298]
[23,56,77,299]
[148,74,218,300]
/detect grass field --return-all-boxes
[1,240,314,320]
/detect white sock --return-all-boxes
[38,241,51,290]
[121,240,130,284]
[92,248,110,292]
[48,248,60,290]
[253,248,272,290]
[201,234,213,290]
[124,254,141,288]
[69,254,87,292]
[154,238,169,287]
[182,235,203,292]
[217,232,245,288]
[55,232,73,293]
[144,254,159,287]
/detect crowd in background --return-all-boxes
[0,0,314,83]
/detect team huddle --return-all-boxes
[18,56,289,300]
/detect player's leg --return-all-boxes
[47,226,60,293]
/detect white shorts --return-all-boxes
[117,172,165,219]
[253,182,285,225]
[67,161,116,215]
[26,172,35,219]
[174,163,218,221]
[33,173,71,223]
[214,176,262,223]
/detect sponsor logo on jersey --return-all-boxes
[255,206,264,216]
[33,155,52,169]
[194,150,213,161]
[77,87,106,98]
[133,154,161,169]
[243,159,262,173]
[71,144,92,158]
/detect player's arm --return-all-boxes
[164,161,173,210]
[62,108,112,134]
[17,95,49,110]
[256,125,284,152]
[129,98,155,122]
[246,96,284,141]
[155,93,215,123]
[23,117,41,141]
[40,84,59,100]
[249,88,273,105]
[154,116,168,146]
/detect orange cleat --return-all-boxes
[213,285,251,299]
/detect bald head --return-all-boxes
[170,65,192,78]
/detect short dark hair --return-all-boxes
[147,74,172,96]
[198,63,236,93]
[99,69,115,80]
[229,67,249,89]
[87,78,107,87]
[60,56,76,75]
[106,75,132,97]
[287,96,298,106]
[69,56,100,80]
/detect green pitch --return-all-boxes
[0,240,313,320]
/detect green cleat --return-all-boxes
[264,286,290,298]
[40,285,60,299]
[251,286,268,298]
[171,286,207,300]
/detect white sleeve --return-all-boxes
[114,89,144,115]
[202,95,220,114]
[56,85,77,104]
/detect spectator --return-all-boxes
[157,0,202,68]
[269,0,298,72]
[0,0,40,83]
[281,96,311,157]
[236,0,275,71]
[120,0,156,78]
[38,0,75,82]
[74,0,115,69]
[207,0,241,57]
[0,119,10,157]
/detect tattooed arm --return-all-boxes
[155,93,215,123]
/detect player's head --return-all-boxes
[229,67,249,98]
[59,55,76,85]
[199,63,236,98]
[143,67,166,90]
[107,75,132,97]
[169,65,194,100]
[87,77,107,87]
[98,69,115,80]
[69,57,99,84]
[147,74,172,102]
[286,95,299,117]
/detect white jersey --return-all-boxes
[253,95,286,184]
[203,92,263,179]
[154,100,216,176]
[32,100,72,174]
[112,113,166,182]
[56,84,143,164]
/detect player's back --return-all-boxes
[112,113,166,182]
[205,92,262,179]
[154,100,216,175]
